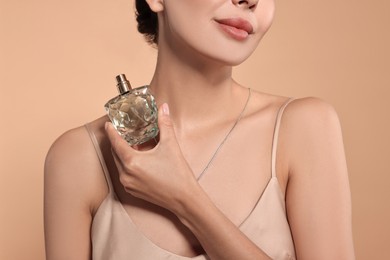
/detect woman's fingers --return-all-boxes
[158,103,177,144]
[105,123,140,190]
[104,122,136,163]
[103,106,197,211]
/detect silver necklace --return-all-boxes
[196,88,251,181]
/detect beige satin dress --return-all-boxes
[86,98,296,260]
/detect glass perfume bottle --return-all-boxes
[104,74,159,145]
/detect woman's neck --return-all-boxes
[148,45,245,132]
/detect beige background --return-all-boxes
[1,0,389,259]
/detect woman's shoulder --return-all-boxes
[46,115,108,156]
[249,90,343,151]
[280,96,341,132]
[249,89,339,123]
[257,93,345,169]
[44,115,109,214]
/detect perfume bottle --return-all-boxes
[104,74,159,145]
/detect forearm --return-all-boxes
[175,184,271,260]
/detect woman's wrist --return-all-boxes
[171,180,272,260]
[173,181,214,230]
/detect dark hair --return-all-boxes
[135,0,158,45]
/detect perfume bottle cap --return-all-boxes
[116,74,131,94]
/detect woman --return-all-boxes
[44,0,355,259]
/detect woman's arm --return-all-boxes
[281,98,355,259]
[44,127,107,260]
[174,179,273,259]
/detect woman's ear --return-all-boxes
[145,0,164,13]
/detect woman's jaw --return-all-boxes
[153,0,275,67]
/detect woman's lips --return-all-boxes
[215,18,254,41]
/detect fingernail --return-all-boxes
[162,103,169,115]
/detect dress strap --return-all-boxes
[271,98,295,178]
[84,123,114,194]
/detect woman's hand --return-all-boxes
[105,103,199,214]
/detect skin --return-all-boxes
[44,0,355,259]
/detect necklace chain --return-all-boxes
[196,88,251,181]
